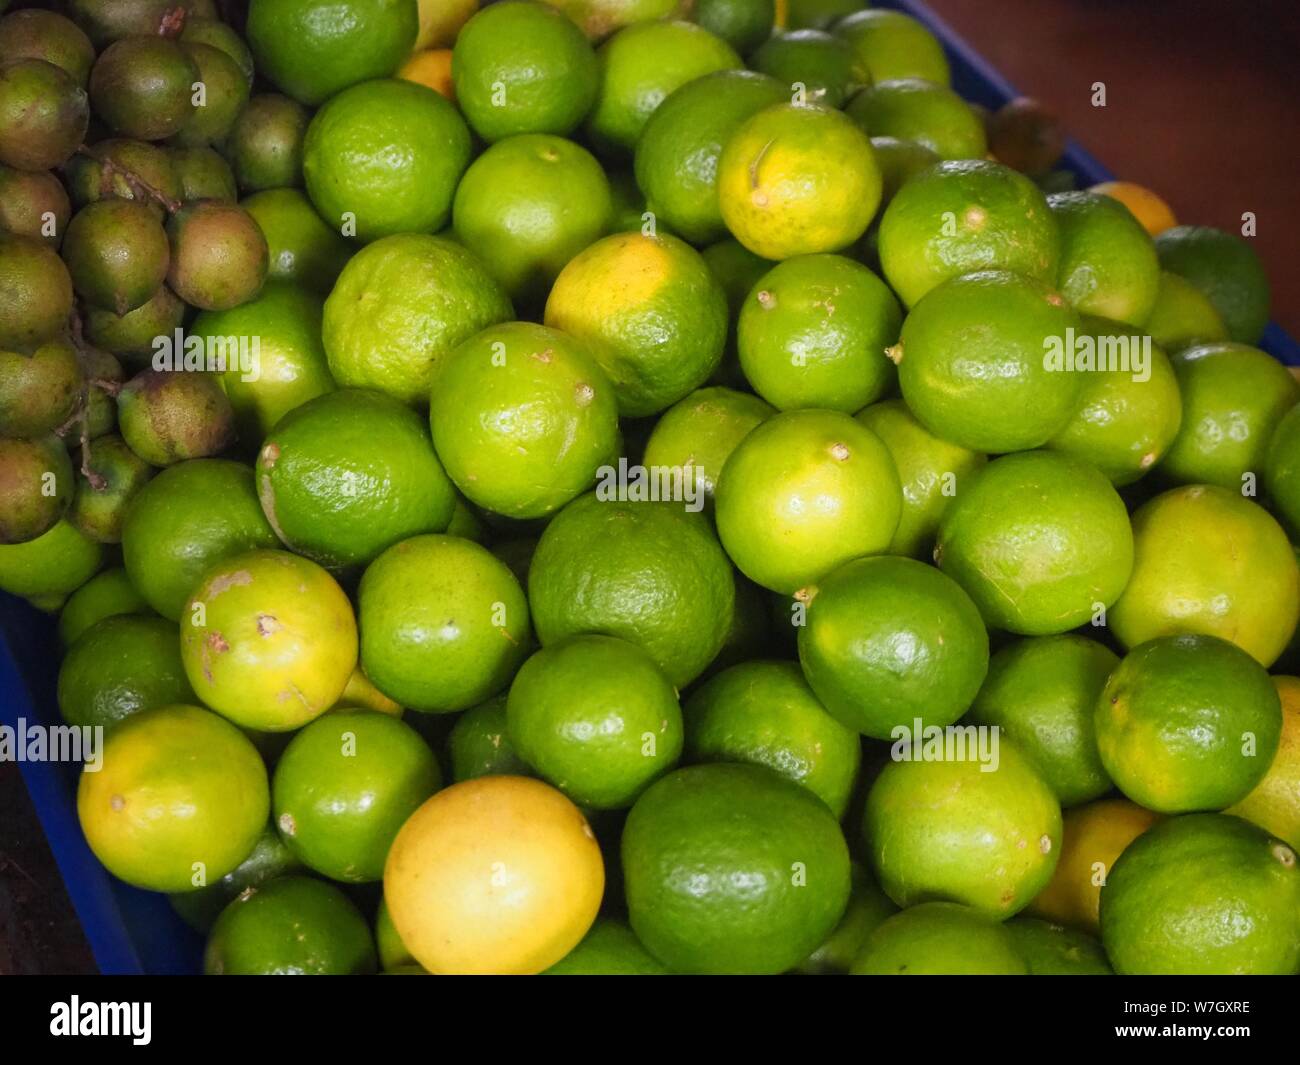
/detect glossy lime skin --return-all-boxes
[241,190,353,294]
[57,615,194,731]
[737,253,901,413]
[714,409,902,595]
[0,518,103,602]
[936,450,1134,636]
[1005,917,1113,975]
[120,459,279,621]
[1142,270,1229,353]
[1095,634,1281,814]
[169,823,301,934]
[272,709,441,882]
[967,634,1117,806]
[57,568,153,646]
[833,9,950,85]
[447,694,534,782]
[429,322,620,519]
[204,876,378,975]
[750,30,861,109]
[528,492,734,689]
[507,634,683,809]
[542,918,669,975]
[855,399,986,558]
[895,269,1083,453]
[1159,341,1299,490]
[864,741,1062,917]
[1155,224,1270,344]
[850,902,1027,976]
[1047,191,1160,326]
[878,159,1059,308]
[799,556,988,741]
[846,78,986,161]
[622,763,851,974]
[1266,403,1300,536]
[683,659,861,816]
[257,388,456,569]
[797,860,898,974]
[1100,814,1300,975]
[359,534,531,713]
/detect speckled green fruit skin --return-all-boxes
[684,659,861,816]
[846,78,986,161]
[850,902,1028,976]
[1095,635,1281,814]
[58,568,153,646]
[171,146,238,202]
[750,30,861,110]
[797,860,898,974]
[1100,814,1300,975]
[507,634,682,809]
[89,37,196,141]
[121,459,279,621]
[936,450,1134,636]
[172,41,249,147]
[1142,270,1228,353]
[0,518,104,600]
[799,555,988,741]
[1155,224,1270,345]
[69,434,155,543]
[241,190,352,294]
[272,709,441,882]
[57,615,193,731]
[429,322,620,519]
[864,741,1062,917]
[83,287,184,365]
[1159,341,1299,490]
[0,434,71,544]
[1109,485,1299,667]
[204,876,378,975]
[737,253,901,412]
[225,93,309,192]
[878,159,1060,308]
[622,763,851,974]
[633,69,787,245]
[833,9,950,85]
[257,388,456,570]
[714,409,902,595]
[116,369,234,467]
[528,492,734,688]
[0,234,74,353]
[0,10,96,86]
[447,694,534,782]
[0,57,89,171]
[542,918,668,975]
[1005,917,1112,975]
[1266,403,1300,537]
[359,534,531,713]
[1047,191,1160,326]
[0,341,81,440]
[62,200,169,316]
[967,634,1117,807]
[246,0,417,106]
[895,269,1082,453]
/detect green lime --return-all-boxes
[1141,269,1229,352]
[641,386,774,505]
[447,694,534,781]
[796,860,898,974]
[1154,224,1270,345]
[833,9,950,85]
[58,615,194,731]
[737,253,901,412]
[359,534,531,712]
[375,898,420,971]
[528,492,734,687]
[507,634,682,809]
[700,572,771,679]
[452,136,610,307]
[323,233,512,407]
[849,902,1028,975]
[1048,190,1159,325]
[967,634,1117,806]
[302,78,470,243]
[854,398,986,558]
[695,0,774,54]
[1045,317,1183,485]
[246,0,417,105]
[700,238,773,386]
[241,189,352,294]
[121,459,279,620]
[895,270,1082,452]
[0,517,103,601]
[749,29,862,109]
[1159,341,1299,490]
[1266,403,1300,536]
[784,0,860,30]
[542,917,669,975]
[715,409,900,594]
[634,69,787,245]
[846,78,986,161]
[1110,485,1299,666]
[429,322,620,519]
[273,709,441,882]
[1228,676,1300,851]
[869,136,942,206]
[798,555,988,740]
[1096,634,1281,813]
[256,388,456,569]
[718,102,881,260]
[879,159,1059,307]
[204,875,378,974]
[57,567,153,646]
[936,450,1133,635]
[864,740,1062,916]
[1005,917,1112,975]
[451,1,598,141]
[586,20,741,154]
[683,659,861,815]
[78,703,269,893]
[544,231,727,416]
[1100,813,1300,975]
[623,763,851,973]
[169,823,301,933]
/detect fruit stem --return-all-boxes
[63,309,109,491]
[76,145,183,216]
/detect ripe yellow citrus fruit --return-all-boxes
[1090,180,1176,237]
[397,47,454,98]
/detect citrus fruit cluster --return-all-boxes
[0,0,1297,977]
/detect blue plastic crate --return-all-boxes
[2,0,1297,975]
